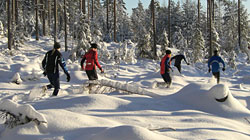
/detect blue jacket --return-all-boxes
[208,55,225,72]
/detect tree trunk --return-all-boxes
[7,0,12,50]
[80,0,82,12]
[48,0,51,32]
[238,0,241,49]
[113,0,116,42]
[198,0,200,27]
[42,0,46,36]
[88,0,90,20]
[64,0,67,51]
[152,0,157,58]
[168,0,171,47]
[91,0,94,19]
[82,0,86,14]
[35,0,39,40]
[106,0,109,33]
[208,0,212,57]
[54,0,57,43]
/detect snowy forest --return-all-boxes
[0,0,249,65]
[1,0,250,140]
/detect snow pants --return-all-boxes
[175,65,181,73]
[86,69,98,88]
[47,72,60,96]
[161,72,172,85]
[212,72,220,84]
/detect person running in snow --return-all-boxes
[42,42,71,96]
[81,43,104,88]
[170,52,190,74]
[208,50,225,84]
[160,50,173,88]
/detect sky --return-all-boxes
[124,0,250,16]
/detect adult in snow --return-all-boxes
[160,50,173,88]
[42,42,71,96]
[208,50,225,84]
[170,52,190,73]
[81,43,104,87]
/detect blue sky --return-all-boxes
[124,0,250,16]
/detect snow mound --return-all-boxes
[0,99,47,130]
[88,125,175,140]
[11,72,22,84]
[169,83,250,118]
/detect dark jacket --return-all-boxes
[42,49,69,74]
[170,54,188,66]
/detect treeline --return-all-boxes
[0,0,249,64]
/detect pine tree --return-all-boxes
[211,25,221,52]
[172,27,187,50]
[158,29,169,55]
[131,1,146,43]
[75,13,91,57]
[191,28,205,63]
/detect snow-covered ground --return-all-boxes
[0,37,250,140]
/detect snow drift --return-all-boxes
[168,83,250,119]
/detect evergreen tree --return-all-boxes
[131,1,146,43]
[172,27,187,50]
[211,25,221,52]
[191,28,205,63]
[158,29,169,55]
[75,13,91,57]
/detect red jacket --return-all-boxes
[160,54,171,74]
[81,49,102,71]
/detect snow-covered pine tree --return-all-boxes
[90,0,104,44]
[191,28,205,63]
[131,0,146,43]
[136,31,152,58]
[237,4,250,62]
[172,27,187,50]
[211,25,221,52]
[158,29,169,58]
[181,0,197,47]
[75,12,91,57]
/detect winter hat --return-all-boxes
[166,50,171,54]
[91,43,98,49]
[214,49,218,55]
[54,42,61,49]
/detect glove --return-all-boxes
[66,73,71,82]
[222,67,225,71]
[100,68,104,73]
[208,68,211,73]
[187,63,190,65]
[43,71,47,77]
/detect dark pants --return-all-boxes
[86,70,98,88]
[212,72,220,84]
[175,65,181,73]
[161,72,172,85]
[47,72,60,96]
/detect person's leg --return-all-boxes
[212,72,220,84]
[47,73,55,89]
[176,65,181,73]
[52,73,60,96]
[161,73,172,87]
[86,70,98,90]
